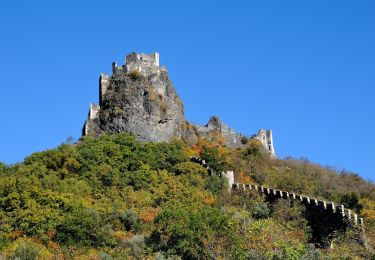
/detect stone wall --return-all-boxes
[231,183,363,226]
[192,156,364,227]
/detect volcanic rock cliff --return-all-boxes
[82,52,277,158]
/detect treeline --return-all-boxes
[0,133,374,259]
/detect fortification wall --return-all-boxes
[191,156,364,227]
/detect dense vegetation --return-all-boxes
[0,133,374,259]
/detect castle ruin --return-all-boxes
[82,52,277,158]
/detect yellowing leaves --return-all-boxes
[140,207,158,223]
[360,198,375,220]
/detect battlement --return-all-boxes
[190,154,365,248]
[112,52,161,75]
[125,52,159,67]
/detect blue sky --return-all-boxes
[0,1,374,180]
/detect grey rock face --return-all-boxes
[82,52,277,158]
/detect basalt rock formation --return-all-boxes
[82,52,277,158]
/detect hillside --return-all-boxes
[0,133,375,259]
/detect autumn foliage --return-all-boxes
[0,133,373,259]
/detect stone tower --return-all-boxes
[255,129,277,158]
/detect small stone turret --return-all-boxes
[99,73,110,106]
[255,129,276,158]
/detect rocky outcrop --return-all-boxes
[82,52,277,158]
[190,116,247,148]
[83,52,185,142]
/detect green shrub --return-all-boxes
[272,199,305,225]
[99,252,113,260]
[173,161,207,176]
[0,234,10,249]
[147,202,233,259]
[121,209,139,231]
[10,240,40,260]
[200,146,228,172]
[205,174,227,194]
[252,202,270,219]
[56,208,104,246]
[247,219,306,259]
[301,244,320,260]
[122,235,145,258]
[340,192,363,213]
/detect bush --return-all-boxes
[247,249,267,260]
[99,252,113,260]
[0,234,10,249]
[272,199,305,225]
[253,202,270,219]
[125,166,155,191]
[140,142,188,172]
[122,235,145,258]
[340,192,363,213]
[205,174,227,194]
[200,146,228,172]
[0,162,7,174]
[56,208,104,246]
[301,244,320,260]
[10,240,40,260]
[121,209,139,231]
[153,252,182,260]
[241,139,263,158]
[147,203,233,259]
[173,162,206,176]
[127,70,142,80]
[247,219,306,259]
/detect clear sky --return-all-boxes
[0,1,374,180]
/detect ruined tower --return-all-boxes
[255,129,276,158]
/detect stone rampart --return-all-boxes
[191,156,364,227]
